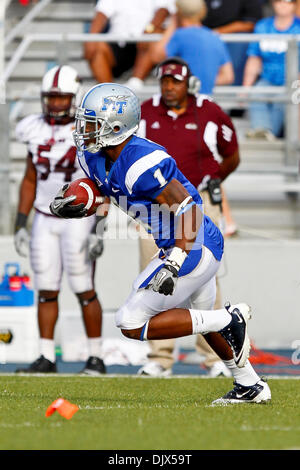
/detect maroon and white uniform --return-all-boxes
[16,114,84,215]
[138,94,238,189]
[15,114,95,292]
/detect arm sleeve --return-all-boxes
[95,0,116,18]
[130,154,177,199]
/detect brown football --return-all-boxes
[63,178,104,216]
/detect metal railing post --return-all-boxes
[5,0,53,46]
[285,37,299,171]
[0,1,5,104]
[0,1,11,234]
[56,34,69,67]
[0,105,11,235]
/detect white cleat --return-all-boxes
[212,378,271,405]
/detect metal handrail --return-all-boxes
[2,32,300,157]
[2,32,300,84]
[5,0,53,46]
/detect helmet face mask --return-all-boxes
[73,83,141,153]
[74,110,125,153]
[41,92,75,121]
[41,65,81,123]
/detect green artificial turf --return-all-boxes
[0,376,299,450]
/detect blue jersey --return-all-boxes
[78,135,223,277]
[247,16,300,86]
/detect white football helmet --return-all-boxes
[41,65,81,121]
[73,83,141,153]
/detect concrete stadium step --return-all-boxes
[6,80,96,101]
[5,1,94,31]
[5,44,84,61]
[226,200,300,239]
[39,1,94,21]
[7,20,86,38]
[223,172,300,198]
[7,59,91,79]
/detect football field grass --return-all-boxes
[0,375,299,451]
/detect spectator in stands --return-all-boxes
[202,1,263,87]
[244,0,300,140]
[136,57,240,377]
[127,0,234,93]
[84,0,175,86]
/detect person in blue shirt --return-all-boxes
[243,0,300,139]
[50,82,271,405]
[165,0,234,94]
[125,0,234,94]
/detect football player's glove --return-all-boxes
[151,261,179,296]
[49,184,87,218]
[14,227,30,257]
[84,233,104,260]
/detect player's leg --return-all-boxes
[196,190,231,376]
[138,228,228,377]
[37,289,59,349]
[62,217,105,375]
[16,213,62,373]
[121,298,250,368]
[88,42,116,83]
[137,228,175,376]
[76,289,106,375]
[192,273,232,376]
[118,247,251,369]
[192,276,232,377]
[189,280,270,403]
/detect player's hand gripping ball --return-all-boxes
[50,178,104,218]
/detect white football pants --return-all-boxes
[115,246,220,330]
[30,211,95,293]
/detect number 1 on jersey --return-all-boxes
[153,168,167,188]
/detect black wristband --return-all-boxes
[15,212,28,233]
[164,263,179,277]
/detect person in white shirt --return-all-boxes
[84,0,175,88]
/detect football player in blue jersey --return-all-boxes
[50,83,271,404]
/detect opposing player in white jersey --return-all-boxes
[50,83,271,404]
[14,65,106,375]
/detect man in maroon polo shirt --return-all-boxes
[136,56,240,378]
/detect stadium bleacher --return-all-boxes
[4,0,300,239]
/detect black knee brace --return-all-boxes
[38,293,58,303]
[77,293,98,307]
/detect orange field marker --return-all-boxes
[45,398,79,419]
